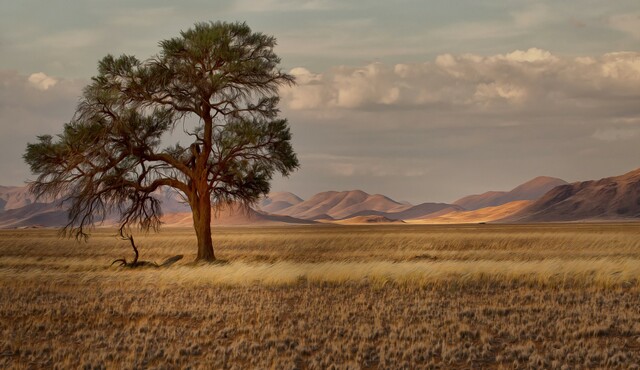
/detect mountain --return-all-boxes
[0,202,68,228]
[257,192,304,214]
[0,185,312,228]
[0,184,420,227]
[454,176,568,210]
[275,190,411,220]
[162,204,315,227]
[0,185,38,212]
[343,202,464,220]
[509,169,640,222]
[3,168,637,227]
[410,200,532,224]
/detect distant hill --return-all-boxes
[410,200,532,224]
[0,185,38,212]
[257,192,304,214]
[0,185,312,228]
[275,190,411,220]
[331,215,405,225]
[508,169,640,222]
[3,169,638,227]
[162,204,315,227]
[343,202,464,220]
[0,202,68,228]
[454,176,568,210]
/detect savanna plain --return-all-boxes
[1,223,640,369]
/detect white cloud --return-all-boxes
[600,52,640,80]
[287,67,329,110]
[474,82,527,105]
[498,48,558,63]
[282,49,640,113]
[27,72,57,91]
[290,67,322,84]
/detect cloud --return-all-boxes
[282,49,640,116]
[27,72,57,91]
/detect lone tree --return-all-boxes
[24,21,299,261]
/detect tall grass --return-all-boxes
[1,223,639,287]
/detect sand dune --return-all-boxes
[408,200,532,224]
[276,190,410,220]
[454,176,567,210]
[310,214,334,221]
[343,202,464,220]
[257,192,304,214]
[330,215,405,225]
[162,204,314,227]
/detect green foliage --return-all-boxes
[24,21,299,243]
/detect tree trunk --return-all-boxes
[193,199,215,262]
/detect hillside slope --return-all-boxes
[509,169,640,222]
[343,202,464,220]
[454,176,567,210]
[410,200,532,224]
[276,190,410,220]
[162,204,315,226]
[257,192,304,214]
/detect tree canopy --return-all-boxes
[24,21,299,261]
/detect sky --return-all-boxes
[1,0,639,203]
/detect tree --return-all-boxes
[24,21,299,262]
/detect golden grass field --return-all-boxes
[1,223,640,368]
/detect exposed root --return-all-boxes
[110,258,128,267]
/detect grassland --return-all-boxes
[1,223,640,368]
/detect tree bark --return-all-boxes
[193,198,215,262]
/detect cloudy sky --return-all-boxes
[1,1,639,203]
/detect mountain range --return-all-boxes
[508,168,640,222]
[452,176,568,210]
[2,168,640,228]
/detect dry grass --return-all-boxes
[1,223,640,368]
